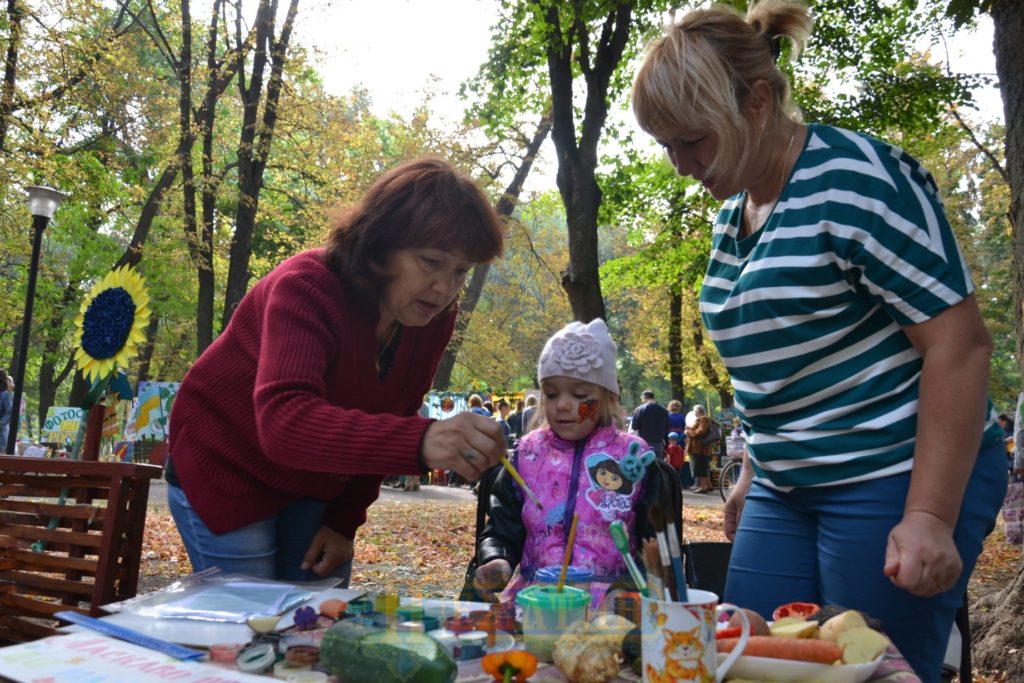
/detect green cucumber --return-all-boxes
[320,620,457,683]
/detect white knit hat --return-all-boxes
[537,319,619,396]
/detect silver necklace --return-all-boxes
[375,324,399,373]
[745,125,797,233]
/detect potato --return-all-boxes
[819,610,868,642]
[728,608,771,636]
[837,626,890,664]
[769,619,819,638]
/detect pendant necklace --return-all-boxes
[376,324,400,374]
[745,124,798,235]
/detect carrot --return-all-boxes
[717,636,842,664]
[716,626,744,640]
[319,598,348,619]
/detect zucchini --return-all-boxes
[320,620,457,683]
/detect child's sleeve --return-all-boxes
[477,469,527,569]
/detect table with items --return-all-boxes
[0,573,923,683]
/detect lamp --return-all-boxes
[6,185,69,455]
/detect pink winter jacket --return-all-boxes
[477,424,669,608]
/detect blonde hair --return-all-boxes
[468,394,484,408]
[668,399,683,413]
[534,386,626,432]
[631,0,812,177]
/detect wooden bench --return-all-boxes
[0,455,162,642]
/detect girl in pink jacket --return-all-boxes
[472,319,679,609]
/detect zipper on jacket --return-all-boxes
[562,438,588,558]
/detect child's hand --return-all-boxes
[473,559,512,600]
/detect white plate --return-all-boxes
[717,653,883,683]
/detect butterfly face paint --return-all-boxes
[578,398,600,422]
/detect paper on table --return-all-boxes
[0,632,269,682]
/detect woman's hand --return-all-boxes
[301,525,354,577]
[884,510,962,597]
[474,559,512,600]
[422,412,506,482]
[723,449,754,541]
[723,477,750,541]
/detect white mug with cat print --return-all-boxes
[641,590,749,683]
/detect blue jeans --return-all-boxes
[724,441,1005,683]
[168,484,352,585]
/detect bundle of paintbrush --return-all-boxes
[646,503,689,602]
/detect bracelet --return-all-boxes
[236,643,276,674]
[285,645,320,667]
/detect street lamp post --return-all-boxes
[6,185,69,455]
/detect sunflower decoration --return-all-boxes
[74,265,151,384]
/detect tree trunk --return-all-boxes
[134,315,161,384]
[669,290,684,405]
[222,0,300,330]
[972,0,1024,676]
[432,114,552,391]
[0,0,24,152]
[691,316,733,411]
[543,0,633,323]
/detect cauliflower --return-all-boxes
[552,620,622,683]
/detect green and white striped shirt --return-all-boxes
[700,124,1000,489]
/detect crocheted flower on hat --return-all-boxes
[550,332,603,373]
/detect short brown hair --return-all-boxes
[323,157,504,300]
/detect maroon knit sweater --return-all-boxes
[168,250,455,538]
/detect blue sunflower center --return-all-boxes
[81,287,136,360]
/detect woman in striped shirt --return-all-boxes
[631,2,1006,680]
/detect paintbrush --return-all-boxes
[609,520,648,596]
[651,502,689,603]
[641,538,665,601]
[500,455,543,510]
[556,512,580,593]
[648,505,677,601]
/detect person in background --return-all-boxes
[666,399,686,438]
[495,398,514,449]
[520,394,539,435]
[0,369,12,451]
[631,2,1006,678]
[630,389,670,460]
[473,319,677,610]
[1014,393,1024,481]
[508,399,525,440]
[468,394,491,417]
[998,413,1015,474]
[166,158,508,583]
[666,432,692,490]
[684,405,714,494]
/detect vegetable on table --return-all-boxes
[319,598,348,619]
[717,635,843,664]
[481,650,538,683]
[837,627,890,664]
[320,620,457,683]
[771,602,820,621]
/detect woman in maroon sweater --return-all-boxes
[167,158,507,583]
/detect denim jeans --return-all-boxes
[167,483,352,585]
[724,441,1005,683]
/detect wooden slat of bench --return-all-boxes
[0,499,107,522]
[0,570,96,600]
[0,525,103,549]
[0,471,117,491]
[3,548,98,575]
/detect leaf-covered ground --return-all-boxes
[139,494,1021,681]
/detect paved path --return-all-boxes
[147,478,724,509]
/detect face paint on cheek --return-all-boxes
[578,398,599,422]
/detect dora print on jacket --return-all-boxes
[586,443,655,517]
